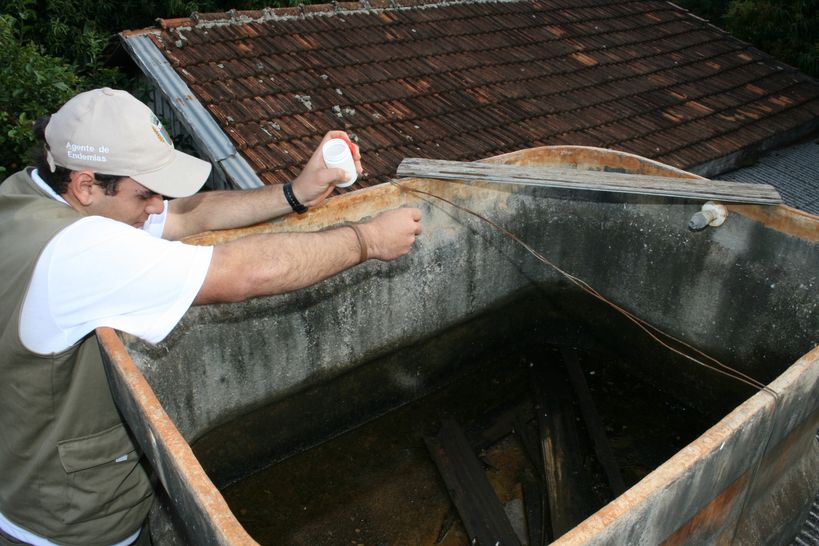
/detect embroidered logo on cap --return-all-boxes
[150,114,173,146]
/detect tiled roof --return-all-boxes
[123,0,819,192]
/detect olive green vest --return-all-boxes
[0,170,153,545]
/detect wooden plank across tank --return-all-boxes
[425,418,522,546]
[396,158,783,204]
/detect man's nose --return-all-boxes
[146,194,164,215]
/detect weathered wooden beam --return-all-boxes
[530,361,600,539]
[396,158,783,204]
[522,478,547,546]
[515,412,544,484]
[561,347,628,497]
[425,418,522,546]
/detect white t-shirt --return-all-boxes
[19,170,213,355]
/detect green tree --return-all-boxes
[1,0,205,81]
[0,0,305,175]
[724,0,818,77]
[0,14,85,177]
[678,0,818,77]
[677,0,732,24]
[0,0,303,86]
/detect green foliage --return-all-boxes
[675,0,732,24]
[0,0,302,84]
[724,0,818,77]
[0,14,85,177]
[678,0,818,77]
[0,0,304,176]
[2,0,200,79]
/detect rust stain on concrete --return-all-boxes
[661,474,747,545]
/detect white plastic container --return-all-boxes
[322,138,357,187]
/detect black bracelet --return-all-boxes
[283,182,307,214]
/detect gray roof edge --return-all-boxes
[688,118,819,178]
[219,155,265,189]
[120,33,263,189]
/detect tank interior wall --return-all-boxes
[122,180,819,447]
[556,346,818,545]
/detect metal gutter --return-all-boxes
[119,33,263,190]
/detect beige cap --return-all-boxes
[45,88,211,198]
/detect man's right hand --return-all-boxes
[360,207,423,261]
[292,131,362,208]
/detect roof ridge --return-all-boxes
[155,0,535,31]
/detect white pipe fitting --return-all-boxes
[688,201,728,231]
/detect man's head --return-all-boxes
[43,88,211,198]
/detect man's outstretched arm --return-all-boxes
[194,207,422,304]
[163,131,360,240]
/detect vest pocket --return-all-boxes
[58,424,138,473]
[57,424,153,525]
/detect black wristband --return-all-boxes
[283,182,307,214]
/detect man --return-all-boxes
[0,88,422,545]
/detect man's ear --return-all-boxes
[65,170,97,206]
